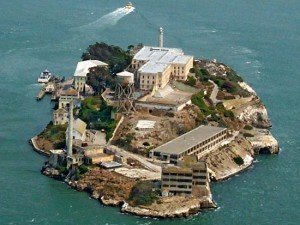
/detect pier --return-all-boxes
[36,88,46,101]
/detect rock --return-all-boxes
[121,197,216,218]
[246,129,279,154]
[100,196,123,206]
[237,102,271,128]
[41,167,64,180]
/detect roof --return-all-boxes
[100,161,122,169]
[73,118,87,135]
[138,62,170,74]
[136,120,156,129]
[162,165,192,174]
[74,60,108,77]
[152,126,227,155]
[61,87,78,96]
[54,108,67,114]
[133,46,183,61]
[117,71,134,77]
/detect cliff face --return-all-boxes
[237,101,271,128]
[121,196,216,218]
[246,129,279,154]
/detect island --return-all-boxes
[30,37,279,218]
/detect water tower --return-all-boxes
[114,71,135,113]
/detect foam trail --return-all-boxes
[75,7,135,31]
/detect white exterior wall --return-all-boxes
[74,76,86,92]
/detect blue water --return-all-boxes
[0,0,299,224]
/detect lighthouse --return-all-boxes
[66,101,74,169]
[159,27,163,48]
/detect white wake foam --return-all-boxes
[76,7,135,31]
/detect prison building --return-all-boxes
[161,156,210,197]
[131,46,194,90]
[149,125,227,164]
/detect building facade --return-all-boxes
[59,87,79,109]
[161,156,210,197]
[53,108,68,125]
[150,126,228,164]
[131,46,194,91]
[73,60,108,92]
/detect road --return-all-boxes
[209,79,221,105]
[107,145,162,173]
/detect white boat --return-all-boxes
[38,69,52,83]
[125,2,133,9]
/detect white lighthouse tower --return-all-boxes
[66,101,74,169]
[159,27,164,48]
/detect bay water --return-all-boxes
[0,0,299,224]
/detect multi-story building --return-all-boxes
[52,108,68,125]
[149,125,227,164]
[131,46,194,91]
[58,87,79,109]
[73,60,108,92]
[161,156,210,197]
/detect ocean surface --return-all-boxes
[0,0,299,224]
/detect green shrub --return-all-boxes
[244,125,253,130]
[55,166,68,175]
[191,92,211,116]
[233,156,244,165]
[243,133,254,138]
[186,76,196,86]
[128,181,158,206]
[78,165,89,174]
[224,110,235,120]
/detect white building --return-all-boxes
[131,46,194,91]
[53,108,68,125]
[59,87,79,109]
[66,118,87,142]
[73,60,108,92]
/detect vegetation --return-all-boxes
[55,166,68,175]
[78,165,89,174]
[244,125,253,130]
[82,42,132,75]
[78,96,116,141]
[191,91,211,116]
[243,132,254,138]
[185,76,196,87]
[224,110,235,120]
[39,123,67,149]
[128,181,159,206]
[86,66,117,94]
[195,68,210,82]
[233,156,244,165]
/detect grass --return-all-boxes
[39,123,67,148]
[79,96,117,141]
[191,91,211,116]
[128,181,158,206]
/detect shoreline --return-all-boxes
[30,54,279,219]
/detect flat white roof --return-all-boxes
[136,120,156,129]
[74,60,108,77]
[133,46,183,61]
[139,62,170,74]
[116,71,134,77]
[152,126,227,155]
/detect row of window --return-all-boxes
[162,173,193,177]
[162,184,192,189]
[163,178,192,183]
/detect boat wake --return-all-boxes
[74,7,135,31]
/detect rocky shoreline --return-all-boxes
[32,57,279,219]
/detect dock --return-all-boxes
[36,88,46,100]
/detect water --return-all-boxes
[0,0,299,224]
